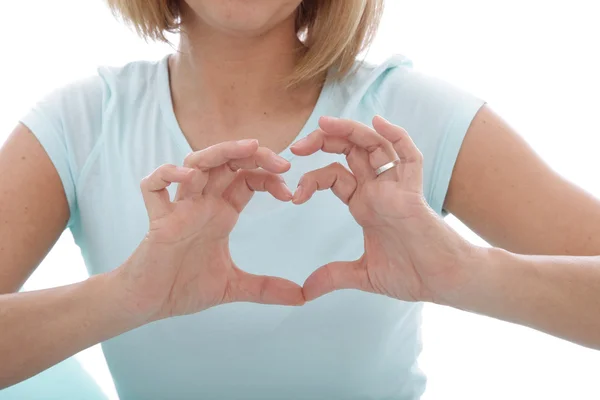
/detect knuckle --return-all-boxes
[139,176,150,191]
[346,151,359,163]
[271,174,285,185]
[140,172,158,191]
[324,265,336,291]
[347,124,356,136]
[414,149,424,163]
[158,163,176,174]
[226,161,240,172]
[329,161,344,171]
[140,163,175,191]
[297,174,307,186]
[183,152,196,166]
[256,146,270,156]
[236,169,251,181]
[342,143,353,156]
[310,130,323,142]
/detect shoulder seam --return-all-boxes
[75,127,107,198]
[73,74,110,206]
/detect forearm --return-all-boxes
[0,269,144,389]
[446,248,600,349]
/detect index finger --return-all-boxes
[318,117,395,155]
[290,129,372,182]
[226,268,305,306]
[184,139,260,170]
[318,117,399,174]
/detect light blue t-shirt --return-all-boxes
[14,54,484,400]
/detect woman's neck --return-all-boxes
[170,10,315,124]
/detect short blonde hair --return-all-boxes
[107,0,384,85]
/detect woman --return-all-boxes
[1,0,599,399]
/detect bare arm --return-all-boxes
[0,125,140,388]
[0,128,303,388]
[294,116,600,350]
[442,106,600,346]
[0,124,70,293]
[445,105,600,256]
[446,248,600,350]
[0,268,143,388]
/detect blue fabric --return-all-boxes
[18,54,484,399]
[0,357,107,400]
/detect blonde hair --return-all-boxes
[107,0,384,85]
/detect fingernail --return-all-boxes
[294,299,306,307]
[238,139,258,146]
[320,116,339,124]
[291,137,307,148]
[283,183,293,200]
[176,166,194,174]
[375,115,391,125]
[293,185,304,203]
[275,156,289,167]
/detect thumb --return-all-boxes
[302,260,372,301]
[226,268,305,306]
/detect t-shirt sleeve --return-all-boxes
[19,76,104,226]
[374,61,485,215]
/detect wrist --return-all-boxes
[75,270,151,341]
[437,244,513,310]
[104,257,159,326]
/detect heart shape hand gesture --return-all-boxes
[118,117,470,323]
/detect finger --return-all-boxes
[184,139,260,170]
[372,116,424,191]
[140,164,194,220]
[372,116,422,164]
[223,170,293,212]
[292,162,357,205]
[318,116,399,173]
[302,260,373,301]
[204,147,291,194]
[291,129,353,157]
[227,268,305,306]
[291,129,373,182]
[175,167,208,200]
[177,139,260,199]
[229,147,291,173]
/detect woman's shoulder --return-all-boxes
[96,56,167,97]
[31,57,167,122]
[25,57,166,123]
[26,56,168,134]
[341,54,480,114]
[339,54,485,136]
[348,54,415,86]
[18,57,168,215]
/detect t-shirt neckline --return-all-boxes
[156,54,337,161]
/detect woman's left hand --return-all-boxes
[291,116,477,304]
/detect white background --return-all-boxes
[1,0,600,399]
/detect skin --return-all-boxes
[294,116,600,350]
[1,0,599,390]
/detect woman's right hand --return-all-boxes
[115,139,304,322]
